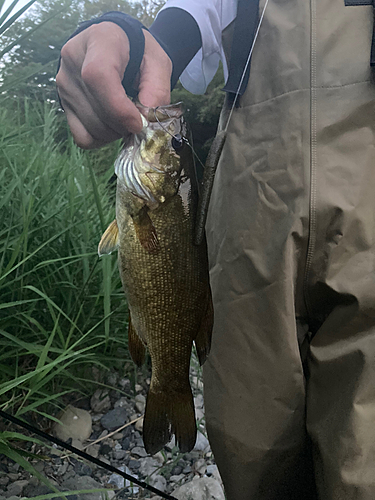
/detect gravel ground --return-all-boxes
[0,366,224,500]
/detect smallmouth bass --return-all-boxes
[98,103,213,454]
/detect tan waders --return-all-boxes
[204,0,375,498]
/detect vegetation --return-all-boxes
[0,0,222,491]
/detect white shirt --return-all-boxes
[158,0,238,94]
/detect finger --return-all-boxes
[58,60,123,146]
[137,31,172,108]
[64,107,117,150]
[81,23,144,134]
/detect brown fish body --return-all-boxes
[99,104,213,454]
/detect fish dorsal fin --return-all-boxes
[98,220,119,256]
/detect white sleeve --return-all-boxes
[157,0,238,94]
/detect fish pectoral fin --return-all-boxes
[133,207,160,254]
[194,287,214,366]
[98,220,119,256]
[143,385,196,455]
[128,314,146,367]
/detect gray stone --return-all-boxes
[113,450,127,460]
[149,475,167,493]
[106,372,118,387]
[135,416,144,432]
[90,389,111,414]
[0,476,9,486]
[91,413,103,423]
[173,477,225,500]
[5,480,28,497]
[86,444,99,458]
[194,394,204,409]
[196,408,205,421]
[71,439,84,450]
[166,436,176,450]
[206,464,217,476]
[114,397,128,409]
[55,461,69,476]
[101,407,128,431]
[28,477,39,488]
[112,432,123,440]
[53,405,92,442]
[6,474,19,482]
[206,464,222,485]
[194,459,207,475]
[74,462,93,476]
[153,452,165,464]
[100,443,112,456]
[131,446,147,458]
[170,474,185,483]
[118,378,131,390]
[193,433,210,453]
[134,394,146,413]
[171,466,183,476]
[23,484,54,498]
[108,466,125,489]
[109,466,139,494]
[62,475,106,500]
[138,457,159,477]
[128,460,141,470]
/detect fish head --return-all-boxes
[115,103,189,210]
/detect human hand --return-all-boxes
[56,22,172,149]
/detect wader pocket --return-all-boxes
[344,1,372,5]
[345,0,375,66]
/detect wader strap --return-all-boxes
[372,1,375,66]
[222,0,260,98]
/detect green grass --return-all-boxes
[0,98,130,424]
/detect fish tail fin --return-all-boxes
[143,385,196,455]
[194,287,214,366]
[127,315,146,367]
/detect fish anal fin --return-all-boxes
[128,315,146,367]
[133,207,160,254]
[143,384,196,455]
[98,220,119,256]
[194,287,214,366]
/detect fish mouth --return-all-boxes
[115,104,185,208]
[115,114,158,205]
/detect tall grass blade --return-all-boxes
[0,0,37,34]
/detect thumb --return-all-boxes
[137,31,172,108]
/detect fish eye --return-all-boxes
[172,134,184,152]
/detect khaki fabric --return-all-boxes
[204,0,375,499]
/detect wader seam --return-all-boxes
[237,81,371,110]
[304,0,318,318]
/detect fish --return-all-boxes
[98,103,214,455]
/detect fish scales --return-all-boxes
[99,103,213,455]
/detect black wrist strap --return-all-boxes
[58,12,147,99]
[222,0,260,98]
